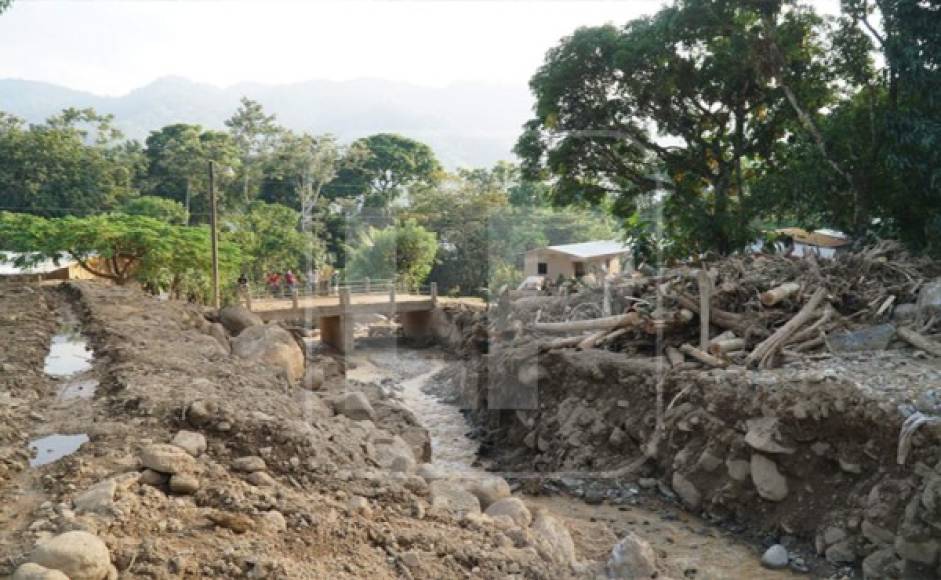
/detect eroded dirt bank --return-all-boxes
[431,296,941,579]
[0,281,592,579]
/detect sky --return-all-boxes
[0,0,675,96]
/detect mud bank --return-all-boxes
[431,303,941,579]
[2,280,612,579]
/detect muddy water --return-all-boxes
[348,347,484,475]
[28,433,90,467]
[350,346,805,579]
[31,304,93,467]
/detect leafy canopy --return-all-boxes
[0,211,239,302]
[345,220,437,289]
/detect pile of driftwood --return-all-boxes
[494,241,941,370]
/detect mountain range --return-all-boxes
[0,76,535,168]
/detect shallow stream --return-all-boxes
[348,346,805,579]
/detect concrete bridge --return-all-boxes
[242,283,437,353]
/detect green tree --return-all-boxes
[0,0,13,14]
[406,168,617,296]
[142,124,240,223]
[225,97,280,205]
[224,201,322,281]
[120,196,189,225]
[0,211,239,301]
[345,220,437,289]
[516,1,832,255]
[0,109,140,216]
[752,0,941,252]
[326,133,442,212]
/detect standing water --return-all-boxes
[30,304,93,467]
[44,303,98,400]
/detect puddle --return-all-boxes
[28,433,89,467]
[44,305,92,378]
[57,378,99,400]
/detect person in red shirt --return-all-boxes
[266,272,281,296]
[284,270,297,295]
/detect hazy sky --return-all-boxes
[0,0,673,95]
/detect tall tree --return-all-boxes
[142,124,240,224]
[225,97,280,205]
[516,1,831,255]
[0,108,139,216]
[325,133,442,212]
[260,131,342,275]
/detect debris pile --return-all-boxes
[492,240,941,370]
[436,241,941,579]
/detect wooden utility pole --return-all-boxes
[209,161,220,310]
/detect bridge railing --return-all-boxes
[238,278,437,310]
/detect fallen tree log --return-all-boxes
[746,287,828,369]
[532,311,641,334]
[680,343,729,368]
[674,292,748,334]
[708,338,745,356]
[898,326,941,357]
[665,346,685,368]
[760,282,800,306]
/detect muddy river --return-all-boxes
[347,346,807,579]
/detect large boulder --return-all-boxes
[139,444,196,475]
[12,563,70,580]
[218,306,263,336]
[485,497,532,528]
[29,531,112,580]
[531,509,576,566]
[429,480,481,515]
[334,392,376,421]
[751,453,788,502]
[170,430,207,457]
[231,324,305,383]
[464,476,512,510]
[371,436,416,473]
[607,532,658,579]
[917,279,941,317]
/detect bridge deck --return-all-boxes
[250,293,434,320]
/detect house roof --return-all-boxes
[0,252,75,276]
[774,228,851,249]
[528,240,632,259]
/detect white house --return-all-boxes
[522,240,632,282]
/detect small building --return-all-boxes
[0,252,98,283]
[523,240,632,282]
[773,228,851,259]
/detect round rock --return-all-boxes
[484,497,532,528]
[29,531,112,580]
[13,563,70,580]
[761,544,789,569]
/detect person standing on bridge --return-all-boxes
[284,270,297,296]
[266,272,281,296]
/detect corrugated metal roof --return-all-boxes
[0,252,75,275]
[774,228,851,248]
[528,240,632,259]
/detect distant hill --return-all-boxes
[0,76,534,168]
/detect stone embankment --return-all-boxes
[432,286,941,579]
